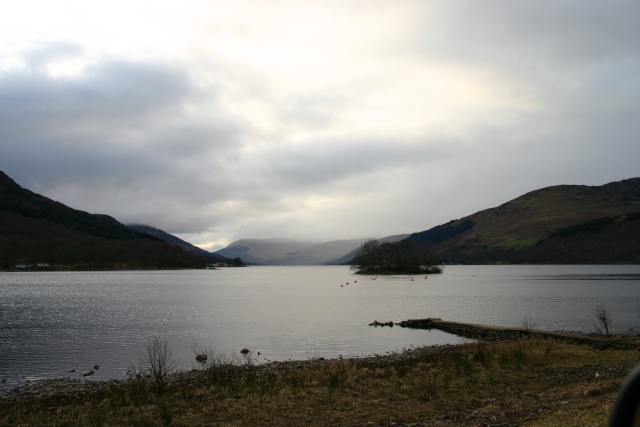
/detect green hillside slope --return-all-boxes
[408,178,640,263]
[513,211,640,263]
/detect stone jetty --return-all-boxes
[397,317,640,350]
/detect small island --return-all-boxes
[349,239,443,275]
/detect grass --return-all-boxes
[494,236,539,249]
[1,338,638,426]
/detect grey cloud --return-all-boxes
[23,41,85,72]
[0,60,193,126]
[251,136,450,191]
[422,1,640,67]
[0,49,243,217]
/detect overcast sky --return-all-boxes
[1,1,639,251]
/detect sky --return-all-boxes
[1,1,639,251]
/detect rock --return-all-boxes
[369,320,394,327]
[82,370,96,377]
[240,348,250,355]
[195,354,208,362]
[93,365,99,370]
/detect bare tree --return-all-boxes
[350,239,382,274]
[520,315,538,331]
[593,303,613,336]
[139,335,178,393]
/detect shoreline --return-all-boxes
[4,318,638,403]
[0,341,453,402]
[2,322,639,426]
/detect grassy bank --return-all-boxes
[1,338,638,426]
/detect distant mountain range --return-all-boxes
[2,168,639,268]
[213,235,409,265]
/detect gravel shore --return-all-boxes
[0,342,455,404]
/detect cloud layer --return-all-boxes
[1,1,639,250]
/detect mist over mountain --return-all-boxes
[213,238,374,265]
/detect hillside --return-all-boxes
[0,170,231,270]
[214,238,315,264]
[280,239,370,265]
[0,171,139,241]
[407,178,640,264]
[511,211,640,263]
[127,224,231,262]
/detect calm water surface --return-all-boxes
[1,264,639,389]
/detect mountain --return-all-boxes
[127,224,231,262]
[284,239,372,265]
[214,237,407,265]
[6,167,637,268]
[214,238,315,264]
[0,170,231,270]
[509,211,640,263]
[0,171,140,241]
[407,178,640,264]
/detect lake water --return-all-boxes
[1,264,639,389]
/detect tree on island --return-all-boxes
[232,257,246,267]
[349,239,443,275]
